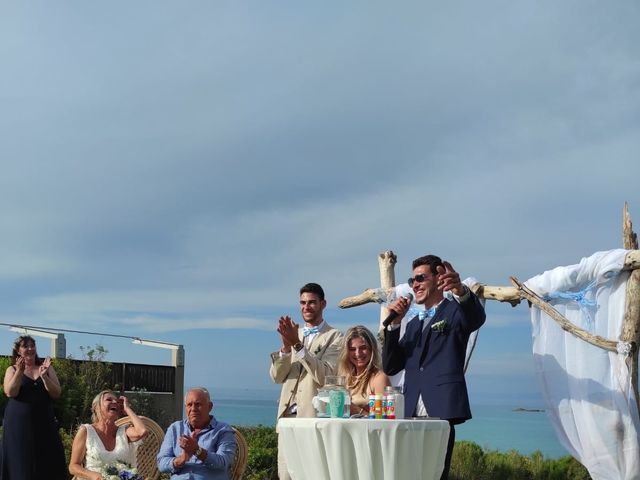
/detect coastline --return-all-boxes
[210,388,569,459]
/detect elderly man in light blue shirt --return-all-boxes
[157,387,236,479]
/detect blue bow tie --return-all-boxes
[418,307,437,321]
[303,326,320,337]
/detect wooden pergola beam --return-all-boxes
[338,202,640,414]
[509,276,619,352]
[339,250,640,309]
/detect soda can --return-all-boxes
[368,394,376,419]
[386,394,396,419]
[374,394,383,419]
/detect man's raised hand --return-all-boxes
[436,261,465,297]
[277,315,300,350]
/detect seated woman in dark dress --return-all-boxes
[2,335,67,480]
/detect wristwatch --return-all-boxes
[195,447,204,458]
[293,342,304,352]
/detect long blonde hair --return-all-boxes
[337,325,382,397]
[91,390,117,423]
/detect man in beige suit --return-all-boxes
[269,282,343,479]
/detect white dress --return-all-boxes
[84,424,137,471]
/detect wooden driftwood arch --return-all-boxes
[339,202,640,411]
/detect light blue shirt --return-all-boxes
[157,416,236,480]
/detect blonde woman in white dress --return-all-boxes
[69,390,148,480]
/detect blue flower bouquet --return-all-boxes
[100,461,142,480]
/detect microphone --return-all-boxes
[382,293,414,328]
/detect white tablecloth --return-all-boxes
[277,418,450,480]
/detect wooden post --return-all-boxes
[378,251,397,332]
[622,202,640,412]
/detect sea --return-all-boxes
[211,388,569,459]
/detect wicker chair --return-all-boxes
[74,418,246,480]
[116,415,165,480]
[71,415,165,480]
[229,427,248,480]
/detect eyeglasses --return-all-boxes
[408,273,433,287]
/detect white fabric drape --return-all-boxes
[526,249,640,480]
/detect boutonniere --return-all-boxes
[431,319,448,333]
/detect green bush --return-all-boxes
[0,356,12,417]
[483,450,533,480]
[450,440,486,479]
[450,440,591,480]
[236,425,279,480]
[53,345,114,431]
[125,387,168,424]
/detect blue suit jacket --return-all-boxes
[382,293,485,424]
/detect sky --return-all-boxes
[1,1,639,408]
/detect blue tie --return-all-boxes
[418,307,437,321]
[303,326,320,337]
[416,307,436,346]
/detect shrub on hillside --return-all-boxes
[450,440,591,480]
[450,441,486,479]
[53,345,114,431]
[0,356,12,418]
[236,425,278,480]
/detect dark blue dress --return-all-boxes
[1,371,68,479]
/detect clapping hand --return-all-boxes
[179,431,199,456]
[15,356,25,372]
[277,315,300,349]
[173,431,199,468]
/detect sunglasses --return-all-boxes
[408,273,434,287]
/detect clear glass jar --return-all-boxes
[323,375,350,418]
[315,388,331,417]
[393,386,405,419]
[383,385,404,419]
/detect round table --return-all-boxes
[277,417,450,480]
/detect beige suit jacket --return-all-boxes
[270,322,343,418]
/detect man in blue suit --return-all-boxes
[382,254,485,480]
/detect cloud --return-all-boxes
[0,1,639,399]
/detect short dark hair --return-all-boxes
[412,255,443,275]
[300,282,325,301]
